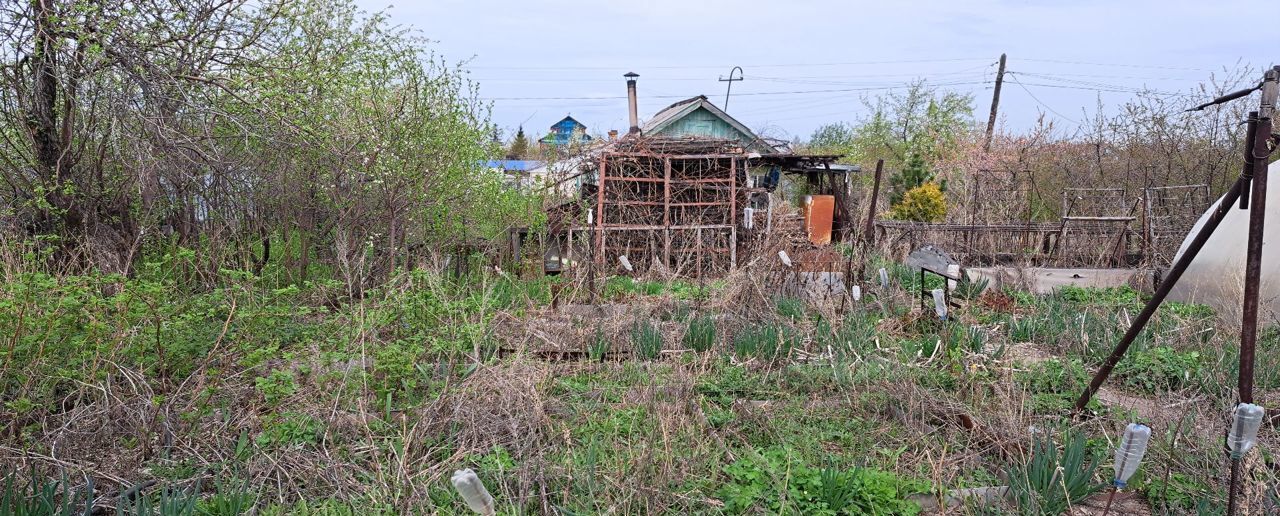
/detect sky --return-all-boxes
[353,0,1275,143]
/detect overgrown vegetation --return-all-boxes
[1,0,1272,514]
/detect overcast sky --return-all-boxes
[353,0,1274,142]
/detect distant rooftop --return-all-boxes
[484,159,543,172]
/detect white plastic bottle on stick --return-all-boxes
[1228,403,1265,459]
[1112,423,1151,487]
[451,468,496,515]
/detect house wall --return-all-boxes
[651,107,753,144]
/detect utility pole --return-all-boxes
[719,66,744,111]
[984,53,1007,152]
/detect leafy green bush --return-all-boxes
[254,370,298,406]
[256,412,324,449]
[1015,358,1091,413]
[718,448,923,515]
[887,182,946,222]
[1113,346,1200,393]
[683,315,716,352]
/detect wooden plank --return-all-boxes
[664,157,671,267]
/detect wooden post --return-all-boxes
[730,158,737,268]
[596,155,607,263]
[984,53,1007,153]
[863,159,884,243]
[663,157,671,268]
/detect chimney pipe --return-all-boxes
[625,72,640,134]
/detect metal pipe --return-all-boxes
[1227,458,1241,516]
[1238,111,1271,404]
[625,72,640,134]
[1074,172,1249,412]
[1239,114,1257,210]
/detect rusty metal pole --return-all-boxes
[1238,66,1277,405]
[1238,112,1268,405]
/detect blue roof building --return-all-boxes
[538,116,593,151]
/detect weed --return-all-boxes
[1112,346,1200,393]
[255,412,323,450]
[1015,358,1093,413]
[683,315,716,352]
[254,370,297,406]
[630,320,663,360]
[733,324,797,360]
[718,448,923,515]
[775,297,807,321]
[587,327,609,362]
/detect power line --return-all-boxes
[466,57,992,71]
[1008,73,1081,125]
[1015,58,1214,72]
[481,80,987,101]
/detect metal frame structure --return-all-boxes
[585,146,742,278]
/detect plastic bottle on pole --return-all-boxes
[1112,423,1151,487]
[1228,403,1265,459]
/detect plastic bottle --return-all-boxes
[1228,403,1266,459]
[1112,423,1151,487]
[451,468,496,516]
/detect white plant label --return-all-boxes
[743,207,754,229]
[932,288,948,320]
[587,210,593,224]
[851,285,862,301]
[878,268,889,288]
[618,255,632,272]
[778,250,792,268]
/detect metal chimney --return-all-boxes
[625,72,640,134]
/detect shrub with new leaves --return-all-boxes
[888,182,947,222]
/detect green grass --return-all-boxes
[630,320,663,360]
[733,324,798,359]
[683,315,716,352]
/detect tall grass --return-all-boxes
[683,315,716,352]
[631,320,663,360]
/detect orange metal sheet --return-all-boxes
[803,195,834,245]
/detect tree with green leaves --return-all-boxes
[0,0,541,289]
